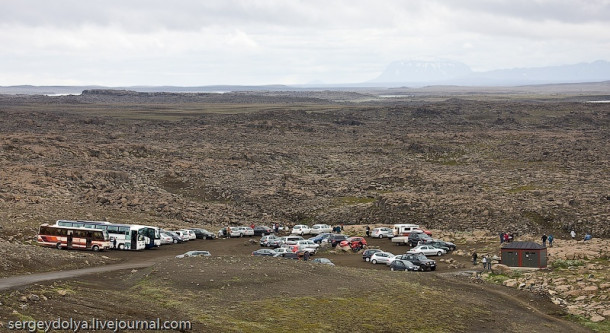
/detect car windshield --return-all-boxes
[413,253,427,260]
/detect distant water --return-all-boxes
[44,93,81,96]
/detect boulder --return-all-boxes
[590,315,605,323]
[503,279,518,288]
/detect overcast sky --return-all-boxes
[1,0,609,86]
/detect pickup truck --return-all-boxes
[391,236,410,245]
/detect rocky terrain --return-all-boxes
[1,89,609,331]
[1,90,608,243]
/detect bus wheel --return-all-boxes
[92,245,100,252]
[56,243,62,250]
[118,243,125,250]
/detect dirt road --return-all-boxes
[1,235,468,291]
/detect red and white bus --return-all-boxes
[37,224,110,251]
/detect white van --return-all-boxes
[393,224,421,237]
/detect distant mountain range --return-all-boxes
[370,60,610,86]
[1,60,610,95]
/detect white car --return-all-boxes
[173,230,190,241]
[274,247,296,255]
[370,252,395,265]
[295,240,319,254]
[371,227,394,239]
[180,229,197,240]
[310,224,332,235]
[237,226,254,237]
[159,232,174,245]
[291,224,311,235]
[175,250,211,258]
[407,245,446,257]
[278,236,304,246]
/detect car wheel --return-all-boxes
[173,239,177,244]
[390,267,395,271]
[118,243,125,250]
[365,257,370,262]
[371,259,377,264]
[56,242,62,250]
[92,245,100,252]
[437,251,442,256]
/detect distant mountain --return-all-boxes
[371,60,472,83]
[371,60,610,86]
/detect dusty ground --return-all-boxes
[0,235,591,332]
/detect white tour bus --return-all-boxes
[55,220,146,250]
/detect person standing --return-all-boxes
[481,255,487,270]
[472,251,478,265]
[547,234,554,247]
[541,234,547,246]
[365,225,370,237]
[303,251,310,261]
[570,230,576,239]
[487,255,492,271]
[499,232,504,243]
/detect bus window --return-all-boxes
[107,226,119,233]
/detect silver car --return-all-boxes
[371,227,394,239]
[175,250,211,258]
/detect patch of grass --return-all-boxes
[566,314,610,332]
[506,185,537,193]
[197,292,473,332]
[132,278,187,309]
[522,211,553,227]
[551,259,585,269]
[485,273,512,284]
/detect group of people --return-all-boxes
[499,232,514,244]
[472,251,493,271]
[541,234,554,247]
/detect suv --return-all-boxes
[328,234,348,247]
[408,232,432,247]
[429,239,456,251]
[393,253,436,271]
[310,224,332,235]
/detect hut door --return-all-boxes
[523,251,538,267]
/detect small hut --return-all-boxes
[501,241,547,268]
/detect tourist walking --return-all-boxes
[547,234,554,247]
[472,251,478,265]
[481,255,487,270]
[541,234,547,246]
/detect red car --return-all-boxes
[339,237,367,250]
